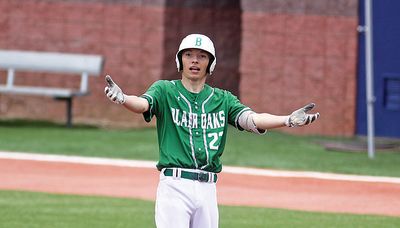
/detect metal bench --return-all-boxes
[0,50,104,127]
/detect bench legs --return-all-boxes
[55,97,73,127]
[66,97,72,128]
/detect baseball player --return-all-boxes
[104,34,319,228]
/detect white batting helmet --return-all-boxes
[175,34,217,75]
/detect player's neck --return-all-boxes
[181,77,206,93]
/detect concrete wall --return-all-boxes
[0,0,359,136]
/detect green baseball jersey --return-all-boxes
[141,80,250,173]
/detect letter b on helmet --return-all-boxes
[175,34,217,75]
[195,37,202,46]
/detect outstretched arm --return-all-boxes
[239,103,320,133]
[255,103,320,130]
[252,113,288,130]
[104,75,149,114]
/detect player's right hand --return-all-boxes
[285,103,320,127]
[104,75,126,104]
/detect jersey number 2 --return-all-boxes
[208,132,223,150]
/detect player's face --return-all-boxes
[181,49,210,81]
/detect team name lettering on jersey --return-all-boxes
[171,108,225,129]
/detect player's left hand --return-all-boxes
[285,103,320,127]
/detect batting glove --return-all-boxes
[285,103,320,127]
[104,75,126,104]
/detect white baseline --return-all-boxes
[0,151,399,184]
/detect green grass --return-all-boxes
[0,190,154,228]
[0,119,158,161]
[223,128,400,177]
[1,191,399,228]
[0,119,399,177]
[1,120,399,226]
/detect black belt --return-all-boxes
[163,168,218,183]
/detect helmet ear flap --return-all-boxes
[178,53,183,72]
[206,56,214,74]
[175,51,183,72]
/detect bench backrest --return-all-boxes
[0,50,104,75]
[0,50,104,93]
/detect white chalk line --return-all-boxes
[1,151,400,184]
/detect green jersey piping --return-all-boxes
[200,88,215,169]
[177,91,198,168]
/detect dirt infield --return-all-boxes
[1,157,400,217]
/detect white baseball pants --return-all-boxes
[155,169,219,228]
